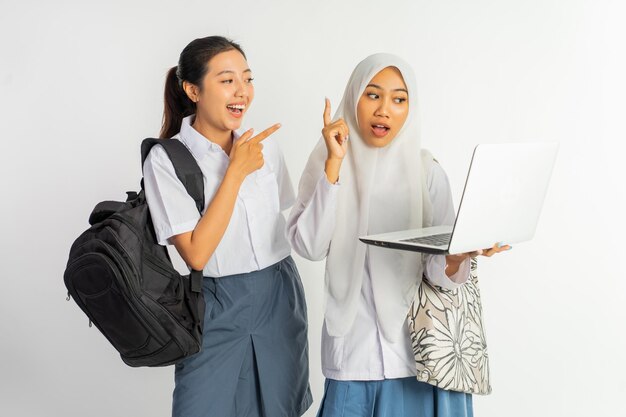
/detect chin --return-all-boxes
[224,118,244,131]
[364,136,394,148]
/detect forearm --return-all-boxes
[424,254,470,290]
[173,168,243,270]
[325,158,342,184]
[445,256,463,277]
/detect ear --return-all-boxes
[182,81,200,103]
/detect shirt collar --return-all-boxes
[178,115,241,159]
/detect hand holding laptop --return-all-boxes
[445,242,512,276]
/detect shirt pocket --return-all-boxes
[254,171,280,214]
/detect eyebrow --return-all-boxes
[366,83,408,93]
[216,69,252,76]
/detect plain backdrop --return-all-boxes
[1,0,625,416]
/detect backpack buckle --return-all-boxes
[125,191,139,202]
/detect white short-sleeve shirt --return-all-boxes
[143,115,295,277]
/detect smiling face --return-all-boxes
[356,66,409,148]
[184,48,254,136]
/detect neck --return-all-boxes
[192,114,233,153]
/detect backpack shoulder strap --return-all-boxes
[141,138,205,293]
[141,138,205,214]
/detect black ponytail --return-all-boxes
[160,66,196,139]
[159,36,246,139]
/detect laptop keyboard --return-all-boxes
[400,233,452,247]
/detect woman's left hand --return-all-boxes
[476,242,512,257]
[445,243,511,277]
[450,242,512,260]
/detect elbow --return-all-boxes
[171,233,212,272]
[292,246,323,262]
[302,246,328,262]
[183,251,210,272]
[289,233,328,262]
[285,215,330,262]
[187,259,206,272]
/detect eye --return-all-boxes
[394,97,407,104]
[367,92,379,99]
[245,77,255,84]
[221,79,234,84]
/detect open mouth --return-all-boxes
[227,103,246,118]
[371,124,390,138]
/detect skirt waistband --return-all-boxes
[204,255,293,280]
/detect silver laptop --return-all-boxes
[359,142,558,254]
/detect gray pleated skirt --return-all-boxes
[172,256,313,417]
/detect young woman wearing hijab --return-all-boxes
[287,53,509,417]
[143,36,312,417]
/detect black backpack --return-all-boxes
[64,138,205,367]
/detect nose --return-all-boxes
[374,99,390,118]
[234,79,247,99]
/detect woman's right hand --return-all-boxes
[322,98,349,160]
[322,99,348,183]
[228,123,281,181]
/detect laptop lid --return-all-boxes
[447,142,558,254]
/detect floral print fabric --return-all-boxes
[408,258,491,395]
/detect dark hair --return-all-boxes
[160,36,246,139]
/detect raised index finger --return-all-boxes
[323,98,331,126]
[248,123,281,144]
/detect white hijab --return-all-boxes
[298,53,433,342]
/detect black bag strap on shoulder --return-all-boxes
[140,138,205,293]
[141,138,205,214]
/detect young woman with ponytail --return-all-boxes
[143,36,312,417]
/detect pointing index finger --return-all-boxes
[237,128,254,144]
[323,98,331,126]
[248,123,281,144]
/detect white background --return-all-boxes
[1,0,625,416]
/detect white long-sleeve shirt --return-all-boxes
[287,162,470,380]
